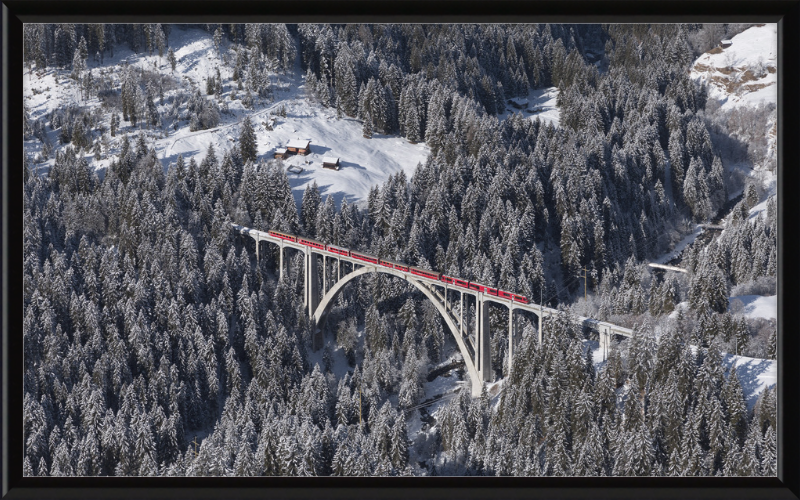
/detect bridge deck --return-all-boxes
[232,223,633,339]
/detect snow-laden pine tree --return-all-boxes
[238,115,257,164]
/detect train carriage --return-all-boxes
[512,294,529,304]
[268,230,297,242]
[351,251,379,264]
[378,259,409,272]
[326,245,349,256]
[442,275,470,289]
[298,237,326,250]
[467,282,497,295]
[409,266,441,280]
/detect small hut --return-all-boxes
[287,139,311,155]
[274,148,288,159]
[720,39,732,48]
[507,97,528,109]
[322,157,340,171]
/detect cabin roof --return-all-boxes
[322,156,339,164]
[275,148,287,154]
[287,139,310,149]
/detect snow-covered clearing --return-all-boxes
[729,295,777,321]
[526,87,561,127]
[497,86,560,127]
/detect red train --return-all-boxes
[265,229,529,304]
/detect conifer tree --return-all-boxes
[301,181,321,237]
[168,47,177,73]
[362,112,373,139]
[238,116,258,164]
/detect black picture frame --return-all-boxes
[3,1,798,499]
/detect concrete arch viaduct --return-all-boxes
[231,223,633,396]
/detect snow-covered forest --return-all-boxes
[22,23,778,477]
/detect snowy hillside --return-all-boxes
[24,25,429,210]
[691,24,777,112]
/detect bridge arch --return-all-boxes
[311,264,483,395]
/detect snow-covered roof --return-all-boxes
[275,148,287,154]
[721,39,732,45]
[287,139,310,149]
[287,165,304,174]
[322,157,339,164]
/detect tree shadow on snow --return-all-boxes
[722,354,775,408]
[337,160,367,172]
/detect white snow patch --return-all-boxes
[272,112,429,209]
[695,24,777,75]
[729,295,777,320]
[668,301,691,320]
[582,339,606,366]
[747,192,775,220]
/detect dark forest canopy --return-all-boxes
[23,22,776,477]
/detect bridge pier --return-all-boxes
[476,295,491,385]
[508,308,514,375]
[305,249,322,350]
[538,304,543,345]
[460,292,463,338]
[279,243,284,281]
[599,326,611,362]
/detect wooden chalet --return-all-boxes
[720,39,732,48]
[274,148,288,159]
[286,139,311,155]
[322,157,340,171]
